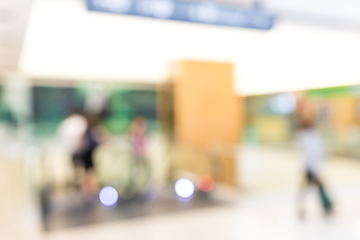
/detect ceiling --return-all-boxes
[19,0,360,96]
[0,0,34,73]
[2,0,360,77]
[0,0,253,76]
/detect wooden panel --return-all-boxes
[172,60,243,186]
[174,61,242,147]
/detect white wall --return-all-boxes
[19,0,360,96]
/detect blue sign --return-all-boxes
[86,0,274,30]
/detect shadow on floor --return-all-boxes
[41,186,227,232]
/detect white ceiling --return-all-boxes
[3,0,360,96]
[0,0,33,73]
[19,0,360,96]
[0,0,253,75]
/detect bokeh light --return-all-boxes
[269,93,297,115]
[174,178,194,198]
[99,186,119,206]
[198,175,215,192]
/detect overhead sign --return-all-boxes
[264,0,360,25]
[86,0,274,30]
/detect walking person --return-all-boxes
[297,116,333,217]
[58,112,103,201]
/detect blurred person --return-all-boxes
[58,111,106,201]
[127,116,151,196]
[130,116,148,161]
[58,111,87,161]
[297,116,333,217]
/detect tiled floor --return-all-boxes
[3,145,360,240]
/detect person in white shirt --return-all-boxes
[58,112,99,200]
[58,112,88,157]
[297,117,333,217]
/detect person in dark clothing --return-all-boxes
[63,112,103,200]
[78,113,107,199]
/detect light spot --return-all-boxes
[269,93,296,115]
[99,186,119,206]
[175,178,194,198]
[198,175,215,192]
